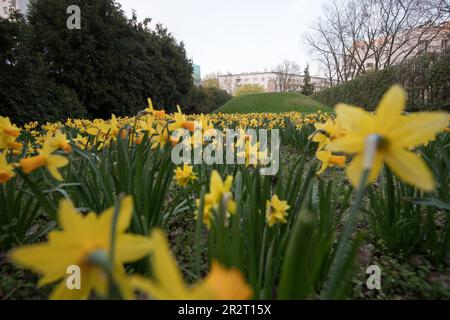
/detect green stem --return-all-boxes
[107,195,123,299]
[194,187,206,278]
[257,225,268,299]
[18,170,58,219]
[322,169,370,299]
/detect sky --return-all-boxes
[118,0,330,78]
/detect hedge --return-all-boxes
[312,50,450,112]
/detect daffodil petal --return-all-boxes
[200,261,253,300]
[47,154,69,168]
[150,229,188,297]
[375,84,406,130]
[117,196,133,233]
[326,134,365,154]
[58,199,84,232]
[384,149,435,192]
[47,165,63,181]
[10,243,80,287]
[116,234,154,263]
[335,104,373,133]
[98,196,134,235]
[389,112,449,148]
[346,153,383,187]
[112,266,134,300]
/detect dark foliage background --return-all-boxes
[0,0,230,123]
[312,50,450,112]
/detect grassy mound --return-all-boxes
[215,92,333,114]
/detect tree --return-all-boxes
[220,72,235,95]
[305,0,449,85]
[273,60,302,92]
[301,65,314,95]
[0,12,86,124]
[25,0,193,118]
[202,73,220,88]
[235,84,265,96]
[185,86,232,113]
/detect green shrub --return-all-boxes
[185,86,232,113]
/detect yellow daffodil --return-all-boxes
[143,98,166,119]
[326,85,449,191]
[151,125,169,149]
[208,170,236,213]
[86,115,120,144]
[311,118,346,150]
[47,130,72,153]
[174,165,197,187]
[316,150,346,174]
[9,196,154,300]
[0,116,21,151]
[0,116,20,139]
[0,152,15,184]
[138,116,156,136]
[266,195,290,227]
[195,193,215,229]
[168,105,187,132]
[130,229,252,300]
[19,143,69,181]
[195,171,236,229]
[72,134,90,150]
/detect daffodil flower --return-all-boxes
[326,85,449,191]
[0,116,22,151]
[208,170,236,213]
[19,142,69,181]
[174,165,197,187]
[9,196,154,300]
[196,170,236,229]
[316,150,346,174]
[311,118,346,150]
[266,195,290,227]
[130,229,252,300]
[47,130,72,153]
[142,98,166,119]
[151,124,169,149]
[0,152,15,184]
[72,134,90,150]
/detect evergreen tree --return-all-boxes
[27,0,193,118]
[0,12,86,123]
[301,64,314,96]
[1,0,198,122]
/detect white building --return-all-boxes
[1,0,29,19]
[350,22,449,72]
[218,71,329,96]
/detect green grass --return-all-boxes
[215,92,333,114]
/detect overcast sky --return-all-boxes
[118,0,330,78]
